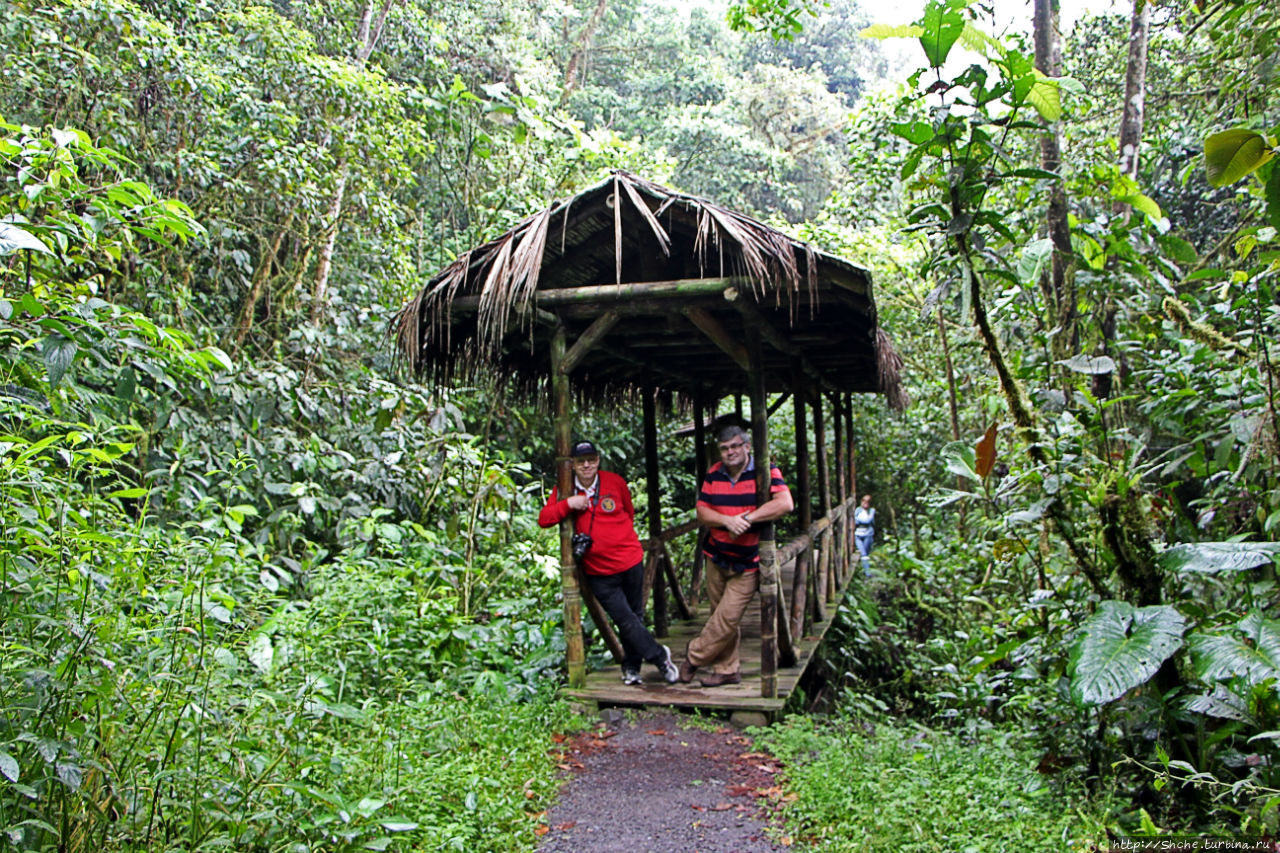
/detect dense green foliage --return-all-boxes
[2,0,1279,847]
[755,713,1116,850]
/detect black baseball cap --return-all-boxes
[571,440,599,458]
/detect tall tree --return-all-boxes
[1115,0,1151,198]
[1033,0,1076,361]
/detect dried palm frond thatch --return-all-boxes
[876,327,910,413]
[389,170,896,407]
[392,171,824,375]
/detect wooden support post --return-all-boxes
[816,530,833,620]
[643,388,668,637]
[660,542,692,620]
[830,393,844,601]
[790,364,811,641]
[748,327,790,697]
[552,325,585,687]
[690,390,709,611]
[578,566,625,663]
[844,393,856,586]
[812,394,830,623]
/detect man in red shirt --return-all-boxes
[679,425,793,687]
[539,440,679,685]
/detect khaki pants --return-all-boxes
[686,564,758,675]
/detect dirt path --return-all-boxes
[537,710,793,853]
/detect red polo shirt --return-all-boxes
[538,470,645,576]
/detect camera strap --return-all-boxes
[586,491,598,539]
[576,480,599,539]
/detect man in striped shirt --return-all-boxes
[679,425,793,687]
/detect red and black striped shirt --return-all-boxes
[697,457,789,572]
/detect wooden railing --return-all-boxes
[593,493,860,693]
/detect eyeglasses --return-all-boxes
[717,441,746,453]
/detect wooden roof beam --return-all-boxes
[729,292,841,395]
[681,306,750,373]
[560,310,620,374]
[448,277,743,311]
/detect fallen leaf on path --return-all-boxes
[711,802,733,811]
[534,825,549,837]
[646,729,666,736]
[690,804,706,812]
[555,822,577,830]
[551,733,568,743]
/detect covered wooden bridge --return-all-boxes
[391,171,905,720]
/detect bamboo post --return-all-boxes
[816,530,832,623]
[747,327,779,697]
[576,565,625,663]
[660,542,692,620]
[844,393,856,585]
[552,325,585,687]
[790,365,811,641]
[643,388,668,637]
[690,390,709,610]
[830,393,844,601]
[812,394,830,623]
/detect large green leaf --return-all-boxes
[1068,601,1187,706]
[1056,354,1116,375]
[918,1,964,68]
[42,335,78,388]
[861,23,924,39]
[1204,129,1275,187]
[0,222,52,256]
[1180,685,1255,724]
[1112,192,1163,222]
[1189,611,1280,687]
[1266,167,1280,230]
[1157,542,1280,574]
[1025,73,1062,122]
[940,440,978,483]
[1017,238,1054,285]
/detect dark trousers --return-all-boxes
[585,562,663,670]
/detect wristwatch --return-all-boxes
[741,512,752,524]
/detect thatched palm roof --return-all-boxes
[391,171,905,408]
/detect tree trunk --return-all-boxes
[562,0,610,102]
[229,213,294,351]
[1033,0,1076,360]
[355,0,397,64]
[311,164,346,322]
[1116,0,1151,196]
[312,0,394,322]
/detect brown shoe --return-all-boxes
[698,671,742,688]
[678,660,697,683]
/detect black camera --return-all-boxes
[571,532,592,559]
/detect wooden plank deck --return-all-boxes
[563,558,847,720]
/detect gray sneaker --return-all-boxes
[621,666,642,685]
[657,645,679,684]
